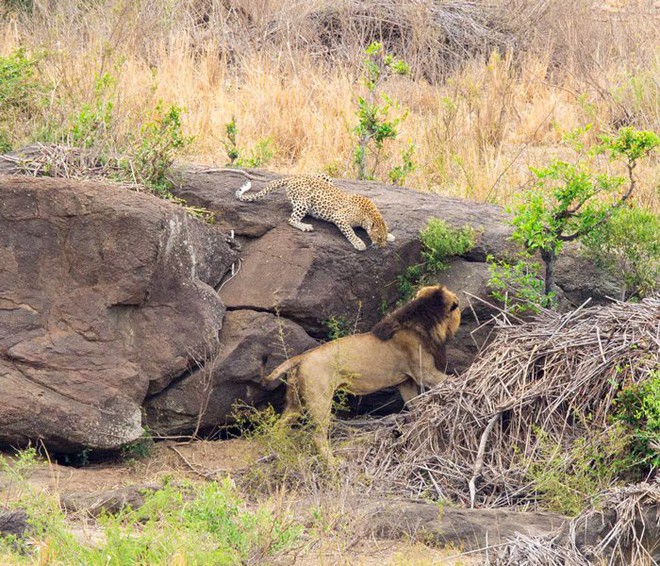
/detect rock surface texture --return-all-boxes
[0,175,237,452]
[0,161,623,450]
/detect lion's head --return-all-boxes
[371,285,460,371]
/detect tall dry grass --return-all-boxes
[1,0,658,207]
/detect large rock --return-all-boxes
[144,309,318,436]
[173,166,517,338]
[0,175,238,452]
[362,497,566,549]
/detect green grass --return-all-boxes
[0,451,303,565]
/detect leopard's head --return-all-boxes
[367,216,395,248]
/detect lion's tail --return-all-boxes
[261,355,303,391]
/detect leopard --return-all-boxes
[235,173,395,251]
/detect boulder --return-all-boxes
[0,175,238,452]
[362,497,566,549]
[0,158,626,449]
[172,166,518,338]
[144,309,318,436]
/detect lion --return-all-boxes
[261,284,461,463]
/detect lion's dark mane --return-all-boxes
[371,286,451,371]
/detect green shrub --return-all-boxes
[487,254,557,314]
[510,127,659,295]
[121,102,193,195]
[387,140,417,186]
[325,315,351,341]
[398,218,475,300]
[222,117,275,169]
[0,472,302,565]
[353,41,409,181]
[0,48,46,150]
[583,206,660,300]
[526,425,630,516]
[613,371,660,473]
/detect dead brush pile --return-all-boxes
[364,298,660,508]
[495,480,660,565]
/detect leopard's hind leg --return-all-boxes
[288,201,314,232]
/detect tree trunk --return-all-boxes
[541,248,556,295]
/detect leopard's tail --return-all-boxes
[261,355,303,391]
[235,177,288,202]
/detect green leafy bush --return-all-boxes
[613,371,660,473]
[122,103,193,195]
[583,206,660,300]
[325,315,351,341]
[526,426,630,516]
[398,218,475,300]
[353,42,409,181]
[222,117,275,169]
[510,127,659,295]
[388,141,417,185]
[0,48,46,151]
[487,255,557,314]
[0,468,302,565]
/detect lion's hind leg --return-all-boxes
[296,370,336,465]
[278,369,304,427]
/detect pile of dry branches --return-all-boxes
[0,144,142,190]
[495,480,660,565]
[364,298,660,508]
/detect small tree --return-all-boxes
[353,42,409,180]
[511,127,658,295]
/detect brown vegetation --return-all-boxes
[362,297,660,509]
[1,0,658,207]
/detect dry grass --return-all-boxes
[361,297,660,509]
[1,0,658,208]
[495,480,660,565]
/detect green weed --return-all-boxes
[398,218,475,301]
[583,206,660,300]
[612,370,660,474]
[487,254,557,314]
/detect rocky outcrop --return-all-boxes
[144,309,318,436]
[0,159,624,451]
[0,175,237,452]
[173,167,517,338]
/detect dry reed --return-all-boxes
[494,480,660,565]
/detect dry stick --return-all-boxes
[195,167,270,181]
[469,410,502,508]
[169,444,217,480]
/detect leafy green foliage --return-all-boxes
[120,429,155,462]
[0,467,302,565]
[487,255,556,314]
[388,141,417,185]
[510,127,659,295]
[0,48,46,150]
[68,72,116,149]
[122,103,193,195]
[222,117,275,169]
[613,371,660,473]
[325,315,351,341]
[353,42,409,180]
[398,219,475,300]
[583,206,660,300]
[224,117,239,165]
[420,218,476,272]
